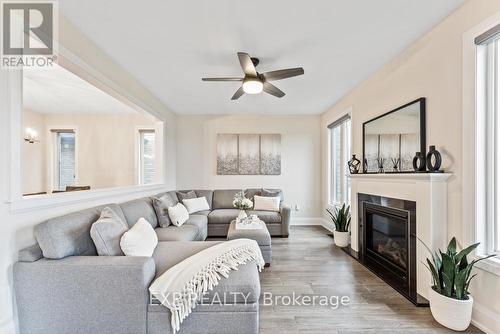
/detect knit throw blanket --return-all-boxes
[149,239,264,333]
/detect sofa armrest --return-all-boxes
[14,256,155,334]
[280,203,291,237]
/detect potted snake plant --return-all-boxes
[422,237,495,331]
[326,204,351,247]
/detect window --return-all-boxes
[139,129,156,185]
[476,24,500,256]
[328,114,351,205]
[54,131,76,191]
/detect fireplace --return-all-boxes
[358,194,425,305]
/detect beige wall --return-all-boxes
[22,109,46,195]
[176,115,322,220]
[44,113,161,190]
[320,0,500,332]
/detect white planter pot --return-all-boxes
[428,286,473,331]
[333,231,350,247]
[237,210,247,222]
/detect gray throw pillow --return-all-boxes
[176,190,196,202]
[152,193,177,227]
[262,188,282,199]
[90,207,129,256]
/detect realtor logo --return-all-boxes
[1,1,58,68]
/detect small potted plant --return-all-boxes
[422,237,495,331]
[233,190,253,221]
[326,204,351,247]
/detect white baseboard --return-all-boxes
[471,301,500,334]
[291,217,333,232]
[291,217,324,226]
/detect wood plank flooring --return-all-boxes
[258,226,482,334]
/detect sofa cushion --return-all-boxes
[120,218,158,257]
[152,241,260,303]
[152,193,177,227]
[247,210,282,223]
[253,195,280,212]
[193,190,213,210]
[120,197,158,228]
[185,214,208,231]
[35,207,96,259]
[245,188,261,201]
[182,197,210,214]
[212,189,240,209]
[208,209,240,224]
[90,206,129,256]
[176,190,196,202]
[167,203,189,226]
[191,210,211,217]
[262,188,283,201]
[155,225,200,241]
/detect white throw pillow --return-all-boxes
[182,197,210,214]
[120,218,158,257]
[253,195,280,212]
[168,203,189,226]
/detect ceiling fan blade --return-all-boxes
[231,86,245,100]
[202,77,243,81]
[263,82,285,98]
[262,68,304,81]
[237,52,257,76]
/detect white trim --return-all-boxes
[291,217,326,226]
[326,107,353,205]
[348,172,452,182]
[471,301,500,334]
[7,183,166,214]
[463,11,500,277]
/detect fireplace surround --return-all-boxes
[358,194,427,305]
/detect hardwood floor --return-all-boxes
[258,226,482,334]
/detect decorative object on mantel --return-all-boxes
[426,145,443,172]
[363,158,368,173]
[363,98,426,172]
[377,158,385,173]
[347,155,361,174]
[421,237,495,331]
[412,152,426,172]
[233,190,253,221]
[326,204,351,247]
[391,158,400,172]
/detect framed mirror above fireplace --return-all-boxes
[363,98,426,173]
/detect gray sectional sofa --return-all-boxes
[14,188,290,334]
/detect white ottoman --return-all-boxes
[227,220,272,266]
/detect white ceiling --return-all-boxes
[23,64,139,114]
[59,0,466,115]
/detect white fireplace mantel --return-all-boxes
[348,172,452,300]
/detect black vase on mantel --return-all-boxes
[426,145,443,172]
[347,155,361,174]
[412,152,426,172]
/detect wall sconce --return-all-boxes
[24,128,39,144]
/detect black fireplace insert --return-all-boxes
[358,194,426,306]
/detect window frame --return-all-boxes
[138,129,156,186]
[328,110,352,207]
[53,129,77,191]
[463,13,500,277]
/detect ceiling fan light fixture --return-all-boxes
[242,78,263,94]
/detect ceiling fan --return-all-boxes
[202,52,304,100]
